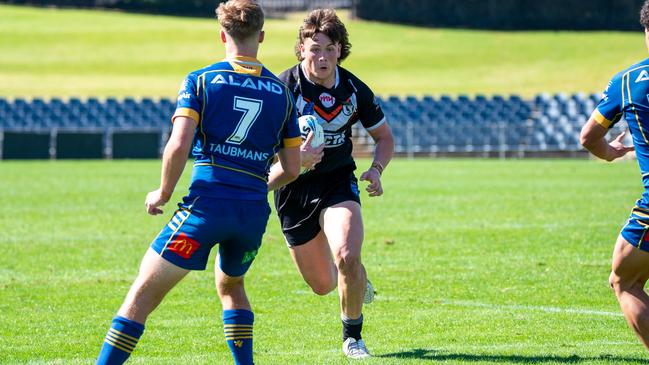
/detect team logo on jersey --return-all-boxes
[342,101,355,116]
[168,233,200,259]
[319,93,336,108]
[636,70,649,83]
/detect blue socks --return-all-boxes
[96,311,254,364]
[96,316,144,365]
[223,309,254,365]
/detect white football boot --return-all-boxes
[342,337,371,359]
[363,279,375,304]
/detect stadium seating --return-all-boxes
[0,93,626,159]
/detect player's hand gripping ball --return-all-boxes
[298,115,325,148]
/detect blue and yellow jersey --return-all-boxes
[595,58,649,203]
[173,56,301,200]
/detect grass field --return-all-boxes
[1,4,648,98]
[1,158,649,364]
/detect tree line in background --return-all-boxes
[355,0,645,31]
[0,0,352,17]
[1,0,645,30]
[0,0,222,17]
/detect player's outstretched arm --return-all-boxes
[360,122,394,197]
[268,145,301,191]
[145,116,196,215]
[580,116,634,162]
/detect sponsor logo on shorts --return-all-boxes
[642,229,649,244]
[168,233,200,259]
[350,180,360,197]
[241,249,258,264]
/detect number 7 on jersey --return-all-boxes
[227,96,263,145]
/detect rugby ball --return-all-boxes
[298,115,325,148]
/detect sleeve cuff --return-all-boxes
[592,109,613,128]
[283,137,302,148]
[365,117,387,132]
[172,108,200,124]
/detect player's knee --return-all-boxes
[310,281,336,296]
[216,275,244,294]
[335,253,361,277]
[609,271,621,292]
[609,270,641,294]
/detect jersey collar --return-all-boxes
[225,56,263,67]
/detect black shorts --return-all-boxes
[274,170,361,246]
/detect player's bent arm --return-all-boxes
[359,122,394,197]
[267,146,300,191]
[367,122,395,174]
[159,116,197,199]
[580,116,633,162]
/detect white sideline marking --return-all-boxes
[441,299,623,317]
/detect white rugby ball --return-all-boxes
[298,115,325,148]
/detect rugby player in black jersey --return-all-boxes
[268,8,394,359]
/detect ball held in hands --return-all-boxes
[298,115,325,148]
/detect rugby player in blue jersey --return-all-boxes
[95,1,301,364]
[268,9,394,359]
[579,0,649,351]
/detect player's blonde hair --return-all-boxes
[295,8,351,64]
[216,0,264,40]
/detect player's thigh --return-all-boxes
[119,248,190,320]
[288,229,336,288]
[133,248,190,293]
[611,235,649,287]
[321,200,364,258]
[614,212,649,286]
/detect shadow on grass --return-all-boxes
[377,349,649,363]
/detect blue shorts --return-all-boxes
[620,202,649,252]
[150,195,271,276]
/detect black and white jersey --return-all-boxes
[279,63,386,180]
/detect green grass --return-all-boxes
[1,158,648,364]
[1,4,648,98]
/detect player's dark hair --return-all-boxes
[641,0,649,29]
[216,0,264,41]
[295,8,351,64]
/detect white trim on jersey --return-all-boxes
[365,117,387,132]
